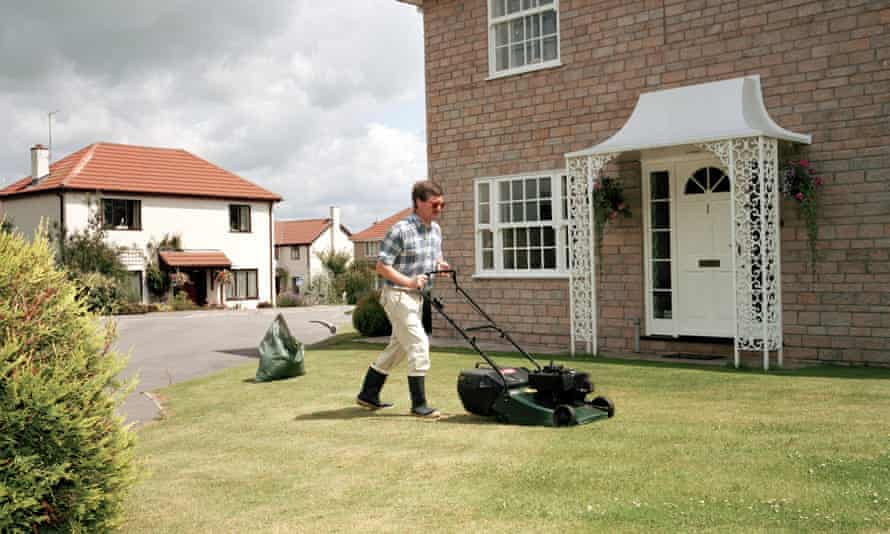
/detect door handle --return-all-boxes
[698,259,720,268]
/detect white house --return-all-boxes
[0,142,281,309]
[274,207,352,294]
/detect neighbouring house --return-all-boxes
[351,207,413,287]
[274,207,353,295]
[0,142,281,309]
[396,0,890,367]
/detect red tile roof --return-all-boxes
[0,142,281,201]
[275,218,352,246]
[159,250,232,268]
[351,208,412,242]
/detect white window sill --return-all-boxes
[472,271,569,280]
[486,60,562,81]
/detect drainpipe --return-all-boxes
[57,190,66,256]
[269,201,275,306]
[632,317,641,353]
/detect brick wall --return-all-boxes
[421,0,890,365]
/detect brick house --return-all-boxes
[274,207,353,294]
[350,207,413,276]
[396,0,890,367]
[0,142,281,308]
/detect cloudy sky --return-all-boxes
[0,1,426,232]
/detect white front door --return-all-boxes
[675,163,733,337]
[643,156,734,338]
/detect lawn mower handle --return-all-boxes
[423,269,542,377]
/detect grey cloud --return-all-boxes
[0,1,427,232]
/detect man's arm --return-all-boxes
[376,260,426,290]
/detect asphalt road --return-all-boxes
[111,305,354,425]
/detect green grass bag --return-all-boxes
[256,313,305,382]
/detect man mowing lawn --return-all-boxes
[356,180,449,419]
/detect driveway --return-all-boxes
[111,305,353,425]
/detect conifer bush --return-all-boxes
[0,230,137,532]
[352,290,392,337]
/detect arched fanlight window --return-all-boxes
[684,167,729,194]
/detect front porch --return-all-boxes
[159,250,233,307]
[565,75,811,370]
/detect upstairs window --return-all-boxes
[290,246,301,260]
[489,0,560,78]
[102,198,141,230]
[229,204,251,233]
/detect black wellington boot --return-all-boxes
[408,375,440,419]
[356,367,394,410]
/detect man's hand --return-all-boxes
[413,273,429,290]
[436,260,451,271]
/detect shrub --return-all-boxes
[145,264,169,298]
[145,234,182,298]
[57,212,128,283]
[342,263,375,304]
[0,230,137,532]
[114,302,155,315]
[256,301,273,309]
[75,272,128,314]
[170,291,198,311]
[304,275,338,305]
[352,290,392,337]
[277,292,303,307]
[55,208,131,312]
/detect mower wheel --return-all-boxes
[590,396,615,418]
[553,404,576,427]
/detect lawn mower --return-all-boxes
[425,270,615,427]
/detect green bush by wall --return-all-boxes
[352,291,392,337]
[0,230,137,532]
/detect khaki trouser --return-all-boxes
[371,286,430,377]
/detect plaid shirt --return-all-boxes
[378,213,442,288]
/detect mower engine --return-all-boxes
[528,362,593,408]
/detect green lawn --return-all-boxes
[122,338,890,533]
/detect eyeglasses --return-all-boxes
[425,199,445,209]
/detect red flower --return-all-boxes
[814,177,823,186]
[798,159,809,167]
[795,192,805,201]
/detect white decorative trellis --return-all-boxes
[566,152,616,356]
[566,136,783,369]
[700,136,782,369]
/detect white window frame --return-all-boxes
[226,269,258,300]
[487,0,561,80]
[363,242,377,257]
[474,170,569,279]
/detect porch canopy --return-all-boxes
[159,250,232,268]
[564,75,810,369]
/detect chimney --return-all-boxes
[30,144,49,183]
[330,206,340,252]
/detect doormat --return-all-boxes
[661,353,724,360]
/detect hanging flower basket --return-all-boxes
[215,269,233,286]
[593,176,632,270]
[781,159,822,271]
[169,271,190,288]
